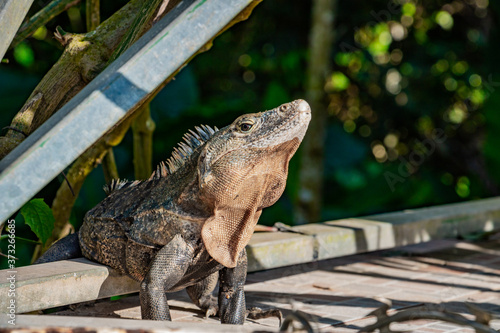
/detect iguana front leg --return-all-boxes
[140,234,194,320]
[218,248,248,324]
[217,248,283,325]
[186,272,219,318]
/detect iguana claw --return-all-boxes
[246,307,283,326]
[205,305,218,319]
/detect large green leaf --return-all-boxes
[20,199,55,245]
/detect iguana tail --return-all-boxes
[34,233,82,264]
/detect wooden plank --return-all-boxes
[0,0,34,60]
[1,197,500,314]
[0,0,259,224]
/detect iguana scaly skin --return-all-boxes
[36,99,311,324]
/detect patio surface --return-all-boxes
[32,235,500,332]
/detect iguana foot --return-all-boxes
[246,307,283,326]
[204,304,218,319]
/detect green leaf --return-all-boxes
[435,11,453,31]
[331,72,350,91]
[13,43,35,68]
[20,199,55,245]
[402,3,416,16]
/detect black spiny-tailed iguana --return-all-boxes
[36,99,311,324]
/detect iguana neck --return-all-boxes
[167,149,212,221]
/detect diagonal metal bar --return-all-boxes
[0,0,259,223]
[0,0,34,60]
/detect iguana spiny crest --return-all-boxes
[103,124,219,195]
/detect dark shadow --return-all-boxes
[244,237,500,330]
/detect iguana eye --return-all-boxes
[279,104,289,112]
[240,122,253,132]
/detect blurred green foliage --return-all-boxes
[1,0,500,268]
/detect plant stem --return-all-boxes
[132,103,155,180]
[0,235,41,244]
[85,0,121,184]
[102,148,119,183]
[10,0,82,49]
[107,0,164,65]
[86,0,100,31]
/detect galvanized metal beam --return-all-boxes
[0,0,258,222]
[0,0,34,60]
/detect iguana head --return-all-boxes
[199,99,311,267]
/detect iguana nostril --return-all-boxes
[296,99,310,113]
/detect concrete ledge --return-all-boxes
[2,197,500,314]
[247,197,500,270]
[0,258,139,314]
[247,232,313,271]
[0,314,262,332]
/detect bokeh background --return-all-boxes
[1,0,499,267]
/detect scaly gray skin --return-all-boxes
[35,99,311,324]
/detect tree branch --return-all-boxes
[0,0,174,160]
[83,0,120,184]
[10,0,82,49]
[107,0,165,65]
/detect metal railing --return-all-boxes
[0,0,34,60]
[0,0,259,223]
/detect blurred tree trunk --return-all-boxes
[295,0,336,224]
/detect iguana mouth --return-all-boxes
[295,99,311,114]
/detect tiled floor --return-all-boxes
[49,237,500,332]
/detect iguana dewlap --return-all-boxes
[36,99,311,324]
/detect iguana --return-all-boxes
[35,99,311,324]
